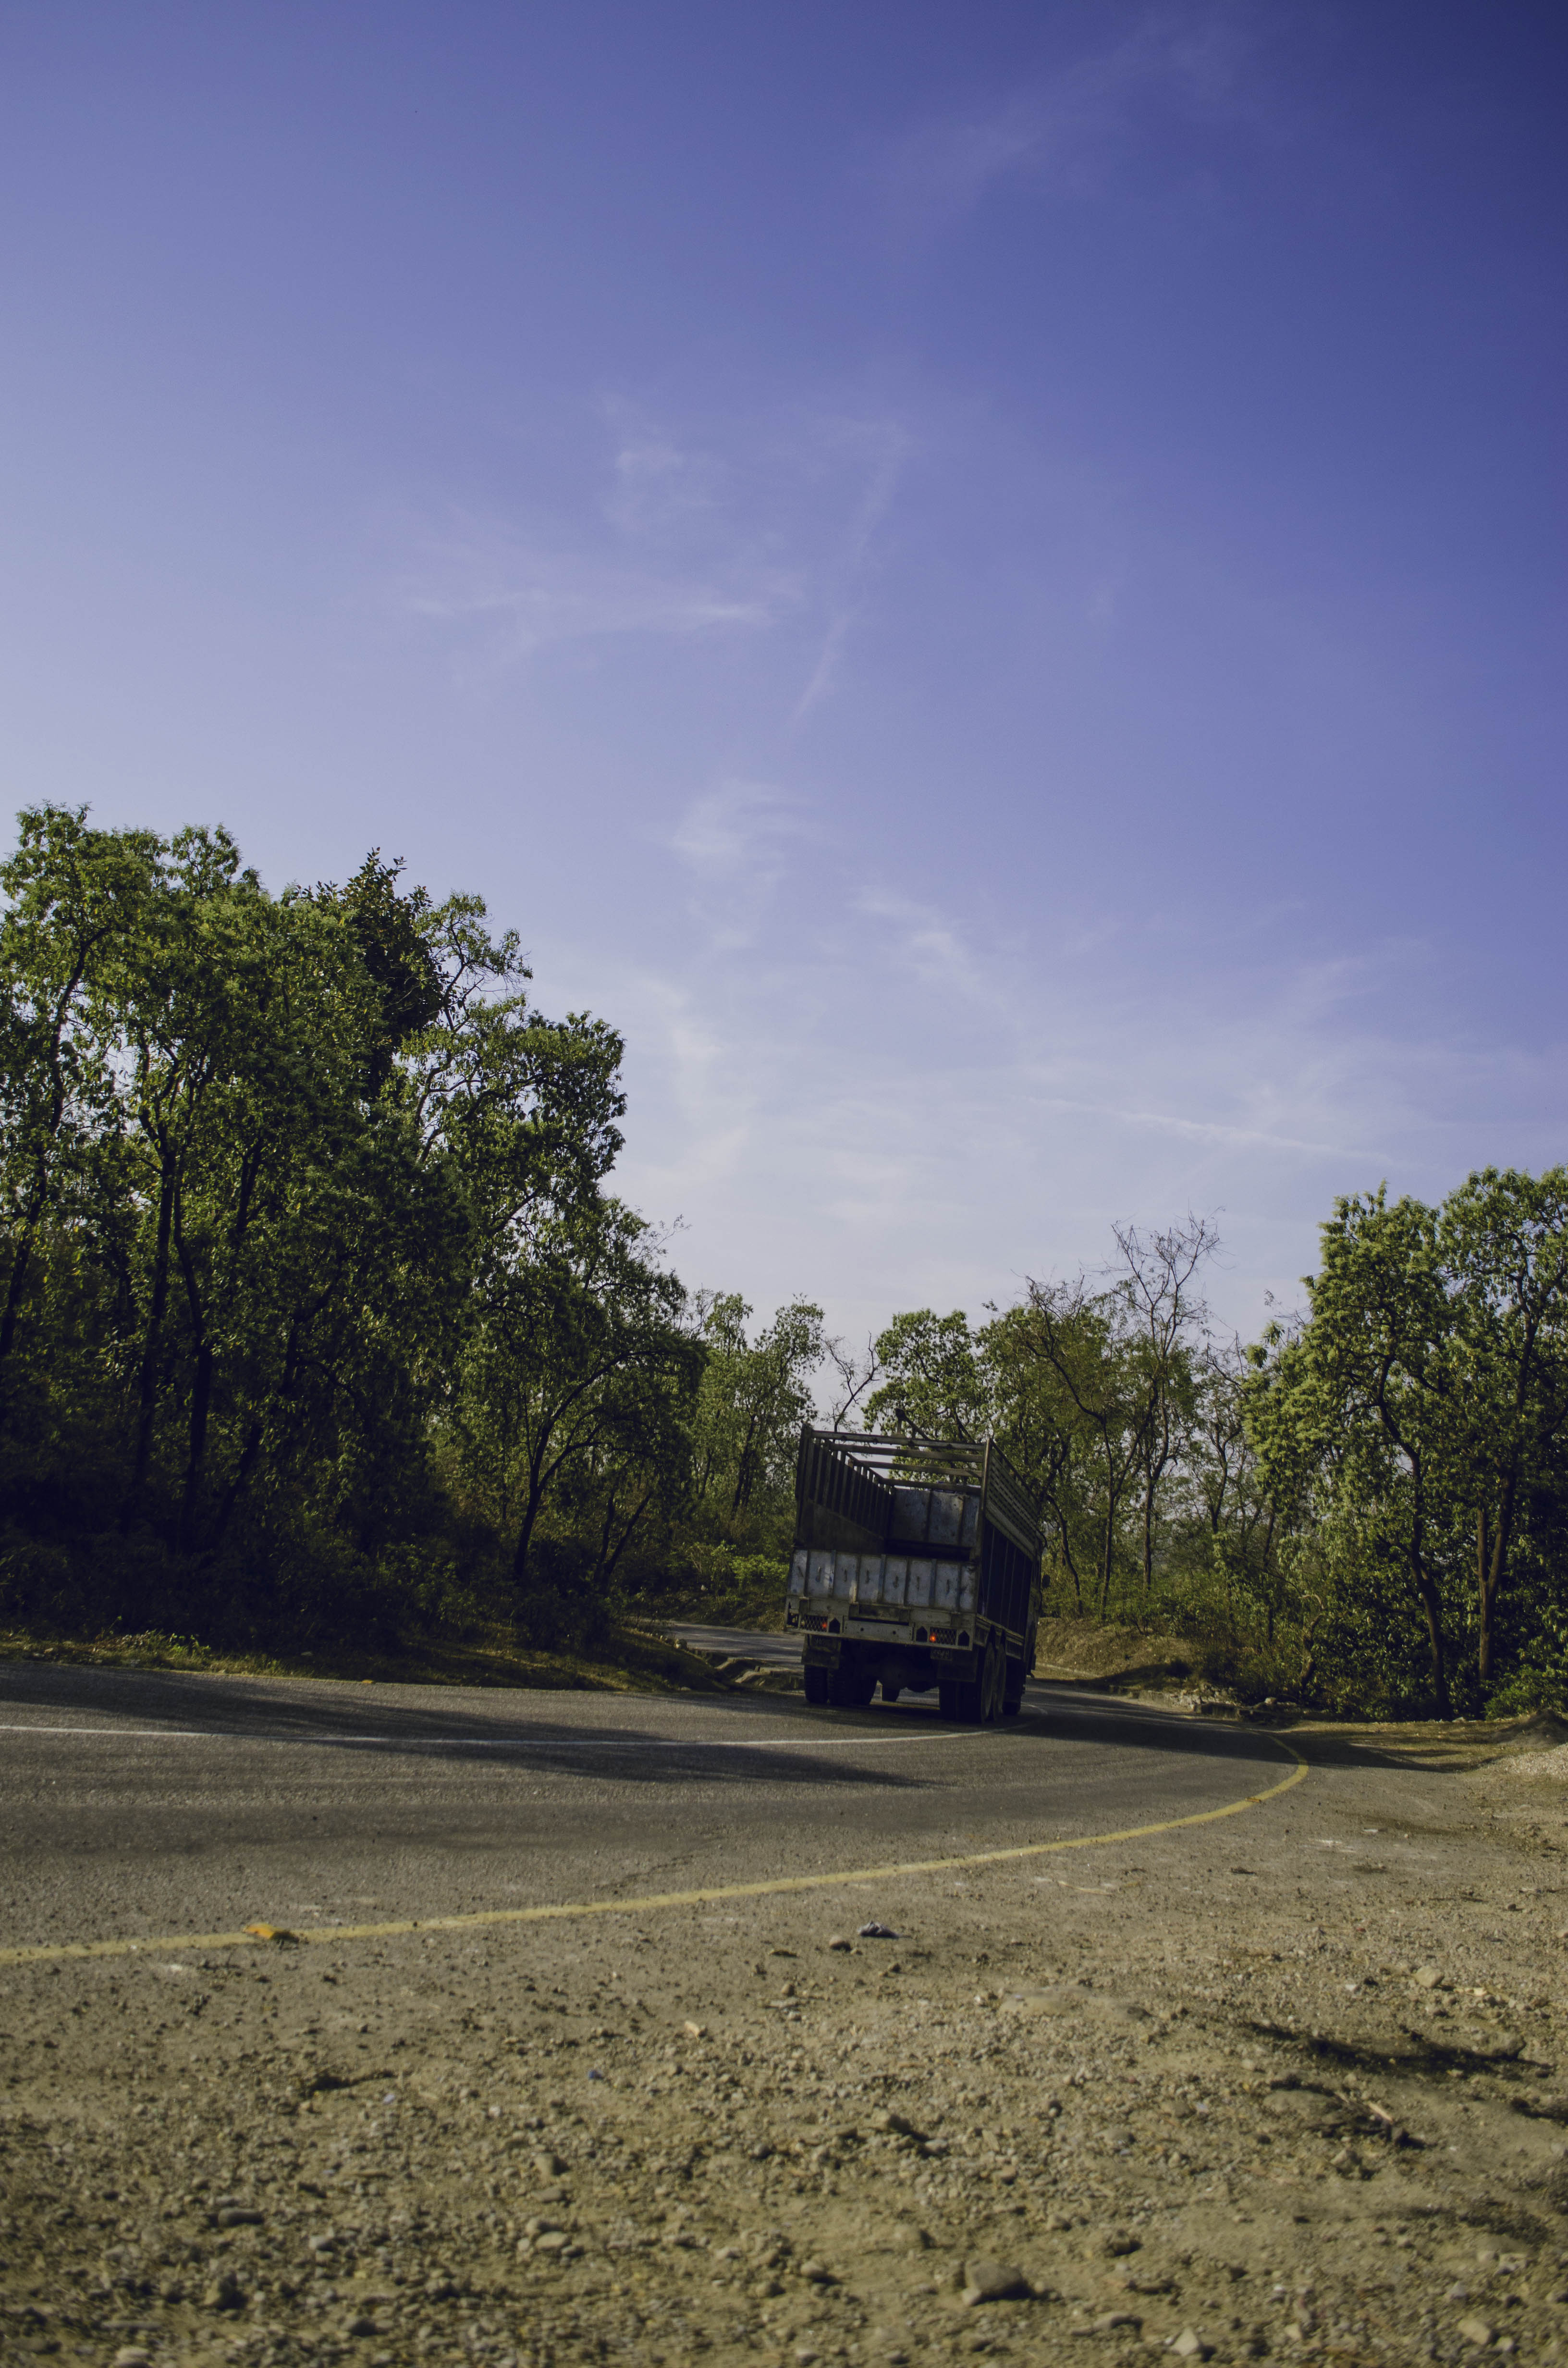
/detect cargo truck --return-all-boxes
[784,1427,1042,1722]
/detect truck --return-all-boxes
[783,1427,1043,1722]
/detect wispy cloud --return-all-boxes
[397,402,912,719]
[855,888,997,1008]
[669,782,812,882]
[400,521,796,662]
[1024,1093,1375,1163]
[792,418,912,723]
[545,840,1568,1347]
[665,781,823,955]
[881,8,1268,224]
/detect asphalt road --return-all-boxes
[0,1645,1298,1962]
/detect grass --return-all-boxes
[626,1570,787,1632]
[0,1619,743,1696]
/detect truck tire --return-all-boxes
[881,1682,902,1703]
[984,1636,1008,1723]
[830,1665,876,1708]
[803,1665,831,1705]
[1003,1655,1026,1716]
[941,1647,990,1725]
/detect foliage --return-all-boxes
[7,804,1568,1715]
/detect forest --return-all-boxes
[2,804,1565,1721]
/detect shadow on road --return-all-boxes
[0,1656,1300,1788]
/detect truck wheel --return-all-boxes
[942,1661,986,1723]
[830,1665,875,1708]
[803,1666,830,1705]
[1003,1656,1026,1716]
[881,1682,902,1703]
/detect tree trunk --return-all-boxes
[1412,1564,1450,1717]
[179,1342,213,1554]
[123,1153,176,1528]
[0,959,92,1435]
[1477,1476,1517,1687]
[512,1472,549,1587]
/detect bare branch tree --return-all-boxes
[823,1331,882,1430]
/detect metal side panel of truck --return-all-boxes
[783,1427,1043,1723]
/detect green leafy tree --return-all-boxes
[1438,1168,1568,1684]
[689,1294,825,1540]
[1249,1190,1463,1713]
[450,1198,701,1591]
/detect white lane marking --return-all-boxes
[0,1722,981,1752]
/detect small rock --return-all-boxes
[1457,2318,1495,2347]
[1414,1964,1444,1989]
[535,2231,569,2252]
[858,1922,898,1939]
[1172,2332,1212,2360]
[1099,2232,1141,2257]
[201,2271,245,2312]
[962,2258,1029,2304]
[800,2258,836,2283]
[216,2205,264,2227]
[113,2352,152,2368]
[827,1936,853,1952]
[345,2316,379,2338]
[1091,2311,1140,2332]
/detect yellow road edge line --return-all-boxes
[0,1736,1308,1970]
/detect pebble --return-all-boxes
[827,1936,853,1951]
[962,2258,1029,2304]
[1414,1964,1444,1988]
[1172,2331,1213,2360]
[1458,2317,1496,2346]
[113,2352,151,2368]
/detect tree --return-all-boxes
[1438,1168,1568,1683]
[450,1198,701,1592]
[1249,1189,1461,1714]
[866,1309,991,1441]
[689,1295,825,1535]
[0,806,162,1445]
[1109,1216,1215,1593]
[1016,1278,1152,1617]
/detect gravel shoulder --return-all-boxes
[4,1675,1568,2368]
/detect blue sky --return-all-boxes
[1,2,1563,1347]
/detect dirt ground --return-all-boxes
[6,1716,1568,2368]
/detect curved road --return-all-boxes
[0,1639,1300,1963]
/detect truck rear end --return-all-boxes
[783,1428,1042,1721]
